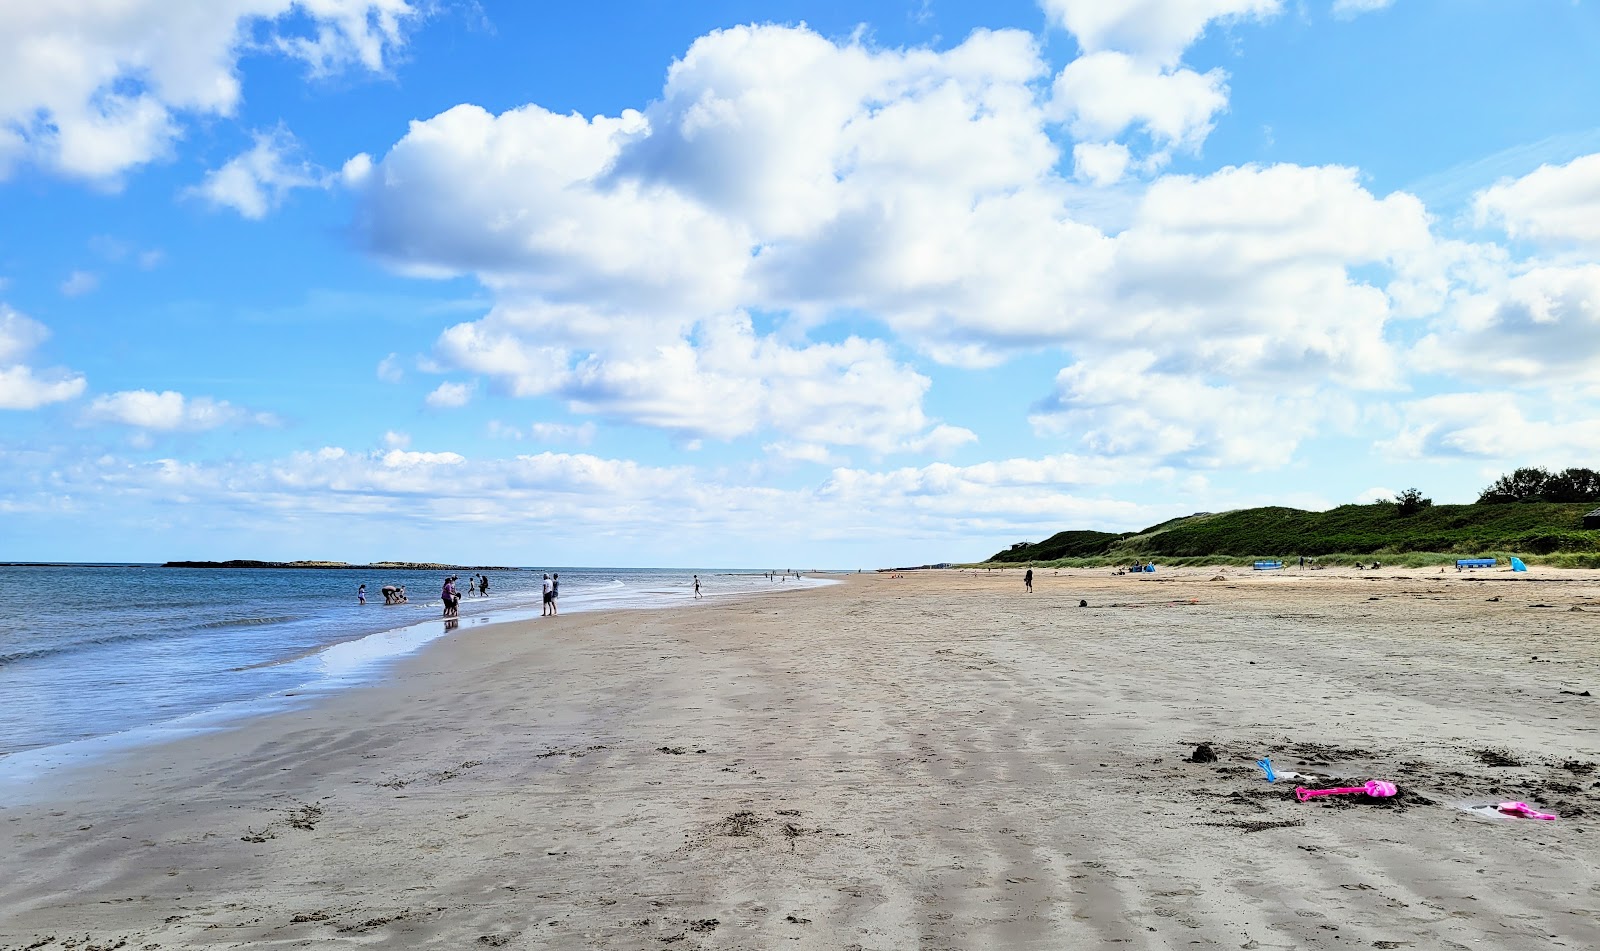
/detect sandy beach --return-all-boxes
[2,566,1598,949]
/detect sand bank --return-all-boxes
[2,566,1598,948]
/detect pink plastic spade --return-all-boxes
[1497,801,1557,820]
[1295,780,1398,803]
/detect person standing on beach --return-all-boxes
[551,573,560,615]
[441,576,458,618]
[1024,569,1033,593]
[693,575,702,599]
[357,583,366,605]
[541,574,553,616]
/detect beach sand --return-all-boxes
[2,566,1598,949]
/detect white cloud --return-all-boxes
[530,421,597,444]
[1377,395,1600,461]
[376,353,404,383]
[382,449,464,467]
[1039,0,1282,65]
[7,443,1178,550]
[1411,264,1600,385]
[1103,163,1433,389]
[0,306,49,364]
[340,151,374,186]
[1050,52,1229,152]
[0,305,87,410]
[434,307,971,454]
[189,127,332,218]
[0,1,417,184]
[0,365,89,410]
[1354,486,1395,503]
[61,270,100,297]
[425,380,475,408]
[85,389,274,431]
[1029,351,1338,468]
[1073,141,1132,186]
[1332,0,1394,18]
[1474,152,1600,248]
[352,25,1063,322]
[348,24,1461,476]
[382,430,410,448]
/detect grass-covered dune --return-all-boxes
[986,502,1600,566]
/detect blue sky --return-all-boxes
[3,0,1599,568]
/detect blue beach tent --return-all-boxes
[1510,557,1528,572]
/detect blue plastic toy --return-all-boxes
[1256,757,1276,783]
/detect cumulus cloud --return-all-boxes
[351,25,1070,331]
[0,1,417,184]
[1029,351,1337,469]
[1072,141,1132,186]
[1049,52,1229,152]
[1377,395,1600,461]
[1474,152,1600,248]
[1039,0,1282,65]
[1411,264,1600,384]
[425,380,475,408]
[346,23,1460,473]
[0,305,88,410]
[189,127,330,218]
[84,389,275,431]
[435,306,973,454]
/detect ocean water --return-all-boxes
[0,565,832,764]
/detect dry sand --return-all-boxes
[2,566,1598,949]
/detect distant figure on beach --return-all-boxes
[551,573,560,615]
[479,575,489,596]
[542,574,554,616]
[357,583,366,605]
[1024,569,1033,593]
[693,575,702,599]
[381,584,398,604]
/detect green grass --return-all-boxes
[983,502,1599,565]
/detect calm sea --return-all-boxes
[0,564,832,767]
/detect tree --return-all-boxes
[1478,466,1600,504]
[1478,467,1553,504]
[1545,467,1600,503]
[1395,487,1432,515]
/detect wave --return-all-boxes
[0,614,300,667]
[193,615,298,630]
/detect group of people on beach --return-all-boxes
[357,583,408,605]
[356,575,492,613]
[541,573,559,616]
[441,574,491,618]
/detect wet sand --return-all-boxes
[2,566,1598,949]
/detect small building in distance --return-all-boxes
[1586,507,1600,530]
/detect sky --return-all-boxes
[2,0,1599,568]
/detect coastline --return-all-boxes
[2,568,1597,948]
[0,565,828,761]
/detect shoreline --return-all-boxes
[0,575,839,798]
[2,569,1596,947]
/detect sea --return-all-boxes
[0,564,833,782]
